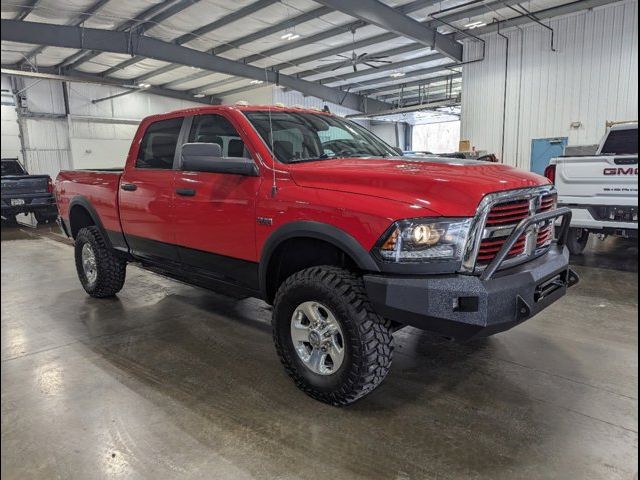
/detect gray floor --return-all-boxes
[1,219,638,480]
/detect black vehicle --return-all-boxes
[1,158,58,223]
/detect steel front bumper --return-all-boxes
[364,245,579,341]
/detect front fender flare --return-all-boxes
[259,221,380,299]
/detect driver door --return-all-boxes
[172,114,261,291]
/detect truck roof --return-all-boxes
[142,104,334,123]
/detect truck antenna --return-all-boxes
[264,67,278,197]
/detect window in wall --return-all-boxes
[412,120,461,154]
[136,117,183,169]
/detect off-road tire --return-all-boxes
[566,228,589,255]
[75,226,126,298]
[272,266,393,406]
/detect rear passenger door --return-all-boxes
[119,116,185,263]
[172,113,261,290]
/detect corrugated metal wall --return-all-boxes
[461,0,638,169]
[1,74,202,177]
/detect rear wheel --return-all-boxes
[74,226,126,297]
[272,266,393,406]
[566,228,589,255]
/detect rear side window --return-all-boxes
[189,114,248,158]
[136,117,183,169]
[601,128,638,155]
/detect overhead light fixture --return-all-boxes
[137,83,151,89]
[464,20,486,29]
[280,32,301,41]
[193,93,206,98]
[249,79,264,85]
[389,72,406,78]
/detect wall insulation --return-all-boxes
[461,0,638,170]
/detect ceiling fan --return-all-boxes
[321,30,392,72]
[324,51,393,72]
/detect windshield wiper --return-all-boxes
[288,154,338,163]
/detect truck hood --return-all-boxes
[288,156,549,216]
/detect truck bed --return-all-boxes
[55,169,123,236]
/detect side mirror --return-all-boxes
[181,143,258,176]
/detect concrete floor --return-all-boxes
[1,219,638,480]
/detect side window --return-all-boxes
[136,117,183,169]
[189,114,248,158]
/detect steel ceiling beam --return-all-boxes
[0,66,220,105]
[14,0,42,21]
[211,52,446,98]
[2,19,391,113]
[341,63,458,91]
[101,0,276,77]
[313,0,463,61]
[360,72,462,97]
[18,0,112,67]
[265,0,522,74]
[162,0,435,90]
[58,0,192,71]
[452,0,618,40]
[134,5,334,84]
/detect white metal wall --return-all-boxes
[1,75,202,177]
[461,0,639,169]
[1,77,21,161]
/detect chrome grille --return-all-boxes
[462,187,558,273]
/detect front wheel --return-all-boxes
[272,266,393,406]
[566,228,590,255]
[74,226,127,297]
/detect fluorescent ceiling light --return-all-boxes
[250,79,264,85]
[137,83,151,88]
[464,20,486,29]
[193,93,206,98]
[389,72,406,78]
[280,32,301,40]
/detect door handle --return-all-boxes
[121,183,137,191]
[176,188,196,196]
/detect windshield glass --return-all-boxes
[244,111,398,163]
[1,160,26,176]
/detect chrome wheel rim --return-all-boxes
[290,301,345,375]
[81,243,98,287]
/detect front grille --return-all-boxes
[476,192,557,266]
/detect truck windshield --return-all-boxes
[601,127,638,155]
[244,111,398,163]
[1,160,26,176]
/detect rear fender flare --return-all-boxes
[68,196,112,249]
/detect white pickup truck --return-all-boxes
[545,123,638,254]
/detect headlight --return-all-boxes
[377,218,472,263]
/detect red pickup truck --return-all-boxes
[55,105,578,405]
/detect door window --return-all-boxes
[136,117,183,169]
[189,114,248,158]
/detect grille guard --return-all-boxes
[480,207,572,280]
